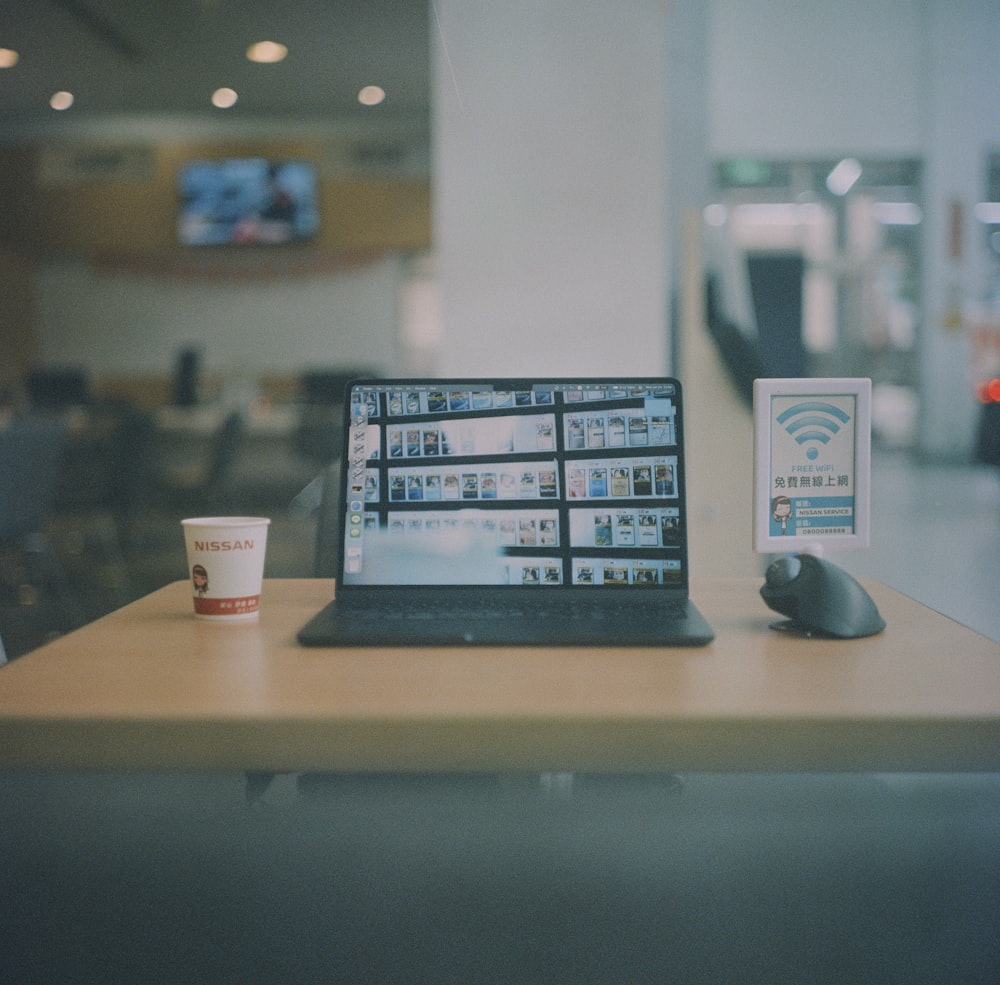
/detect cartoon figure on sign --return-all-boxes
[192,564,209,596]
[771,495,793,535]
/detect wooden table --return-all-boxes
[1,578,998,773]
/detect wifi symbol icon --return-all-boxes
[777,401,851,461]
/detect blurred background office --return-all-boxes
[0,0,998,657]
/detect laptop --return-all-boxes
[298,377,714,647]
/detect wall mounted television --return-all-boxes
[177,158,320,246]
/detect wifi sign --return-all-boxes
[776,401,851,461]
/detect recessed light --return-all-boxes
[826,158,862,196]
[358,85,386,107]
[212,87,239,109]
[0,48,19,69]
[873,202,923,226]
[974,202,1000,224]
[50,91,74,111]
[247,41,287,64]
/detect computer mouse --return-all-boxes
[760,553,886,639]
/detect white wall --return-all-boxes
[35,255,405,380]
[709,0,924,158]
[432,0,668,377]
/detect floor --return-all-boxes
[837,452,1000,643]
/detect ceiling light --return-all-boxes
[973,202,1000,224]
[246,41,287,64]
[733,203,818,226]
[703,204,727,227]
[211,88,238,109]
[49,91,74,111]
[358,85,386,107]
[873,202,923,226]
[826,158,862,196]
[0,48,18,69]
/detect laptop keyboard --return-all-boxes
[377,599,686,622]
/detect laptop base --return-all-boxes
[297,598,714,648]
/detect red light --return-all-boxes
[977,378,1000,403]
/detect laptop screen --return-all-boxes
[338,378,691,591]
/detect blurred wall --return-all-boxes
[0,135,430,386]
[2,0,998,457]
[708,0,1000,459]
[709,0,924,158]
[35,254,407,380]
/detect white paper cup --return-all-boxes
[181,517,271,620]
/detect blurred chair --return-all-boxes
[152,410,246,513]
[974,399,1000,468]
[24,368,91,411]
[170,347,202,408]
[0,417,67,543]
[48,403,157,612]
[314,461,342,577]
[104,404,158,549]
[0,415,82,656]
[294,368,378,465]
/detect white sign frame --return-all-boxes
[753,378,872,554]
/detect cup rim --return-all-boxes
[181,516,271,527]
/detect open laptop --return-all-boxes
[298,377,713,646]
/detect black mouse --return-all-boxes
[760,553,886,639]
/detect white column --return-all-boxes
[918,0,1000,458]
[432,0,670,377]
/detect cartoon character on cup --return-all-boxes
[192,563,209,596]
